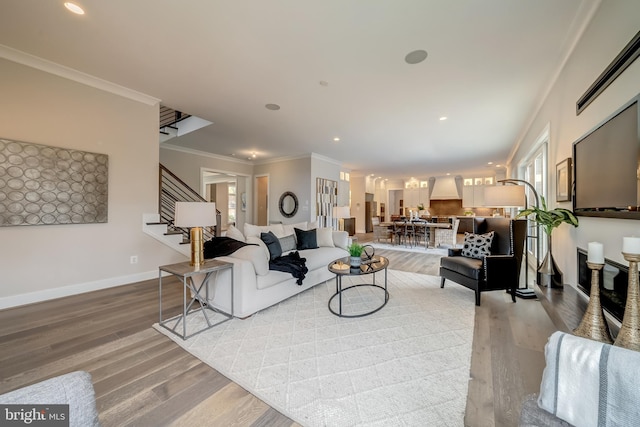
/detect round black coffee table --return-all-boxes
[327,256,389,318]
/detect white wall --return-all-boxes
[510,1,640,287]
[351,176,366,233]
[160,146,253,226]
[0,58,185,308]
[254,156,311,224]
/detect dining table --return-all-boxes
[381,220,452,249]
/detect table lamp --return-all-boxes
[174,202,217,268]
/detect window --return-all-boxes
[519,132,548,264]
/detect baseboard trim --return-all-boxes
[0,270,161,310]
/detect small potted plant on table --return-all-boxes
[348,242,364,268]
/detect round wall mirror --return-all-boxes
[279,191,299,218]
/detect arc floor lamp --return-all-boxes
[484,179,540,298]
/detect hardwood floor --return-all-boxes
[0,233,558,426]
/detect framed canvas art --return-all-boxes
[556,158,572,202]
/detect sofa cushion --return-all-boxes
[440,256,483,280]
[295,228,318,250]
[261,231,282,261]
[283,221,308,239]
[225,224,245,242]
[244,223,286,239]
[231,243,269,276]
[316,227,335,247]
[279,234,297,253]
[332,230,349,249]
[462,231,494,259]
[299,246,349,271]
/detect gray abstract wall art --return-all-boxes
[0,138,108,226]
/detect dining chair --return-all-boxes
[392,221,405,245]
[413,220,428,247]
[434,218,460,248]
[404,221,416,247]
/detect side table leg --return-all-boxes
[183,276,188,339]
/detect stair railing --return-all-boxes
[159,163,221,242]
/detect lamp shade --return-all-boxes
[483,185,526,207]
[332,206,351,219]
[174,202,217,227]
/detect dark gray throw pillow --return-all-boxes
[260,231,282,260]
[294,228,318,250]
[461,231,494,259]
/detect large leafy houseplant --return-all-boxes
[516,196,579,288]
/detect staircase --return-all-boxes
[159,105,212,143]
[143,164,222,256]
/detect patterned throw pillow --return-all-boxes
[461,231,494,259]
[279,234,297,253]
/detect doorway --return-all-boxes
[256,175,269,226]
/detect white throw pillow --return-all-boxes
[244,223,286,239]
[332,230,349,250]
[316,227,335,247]
[225,224,245,242]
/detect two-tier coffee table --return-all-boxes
[327,256,389,318]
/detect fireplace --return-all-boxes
[577,247,630,322]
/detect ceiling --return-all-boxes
[0,0,600,180]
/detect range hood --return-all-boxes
[429,176,462,200]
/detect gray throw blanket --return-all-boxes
[538,331,640,426]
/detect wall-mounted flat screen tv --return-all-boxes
[573,94,640,219]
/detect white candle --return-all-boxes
[623,237,640,255]
[587,242,604,264]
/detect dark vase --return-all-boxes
[538,236,563,288]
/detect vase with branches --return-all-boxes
[516,196,579,288]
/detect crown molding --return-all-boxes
[160,143,253,165]
[0,44,160,106]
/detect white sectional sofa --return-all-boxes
[204,221,350,318]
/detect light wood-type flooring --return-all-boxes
[0,233,558,426]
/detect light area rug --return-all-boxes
[367,241,450,256]
[154,270,475,426]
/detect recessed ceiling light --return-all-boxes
[265,104,280,111]
[446,173,451,176]
[439,116,448,121]
[405,50,428,65]
[64,2,85,15]
[333,137,340,142]
[488,161,493,165]
[496,164,502,168]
